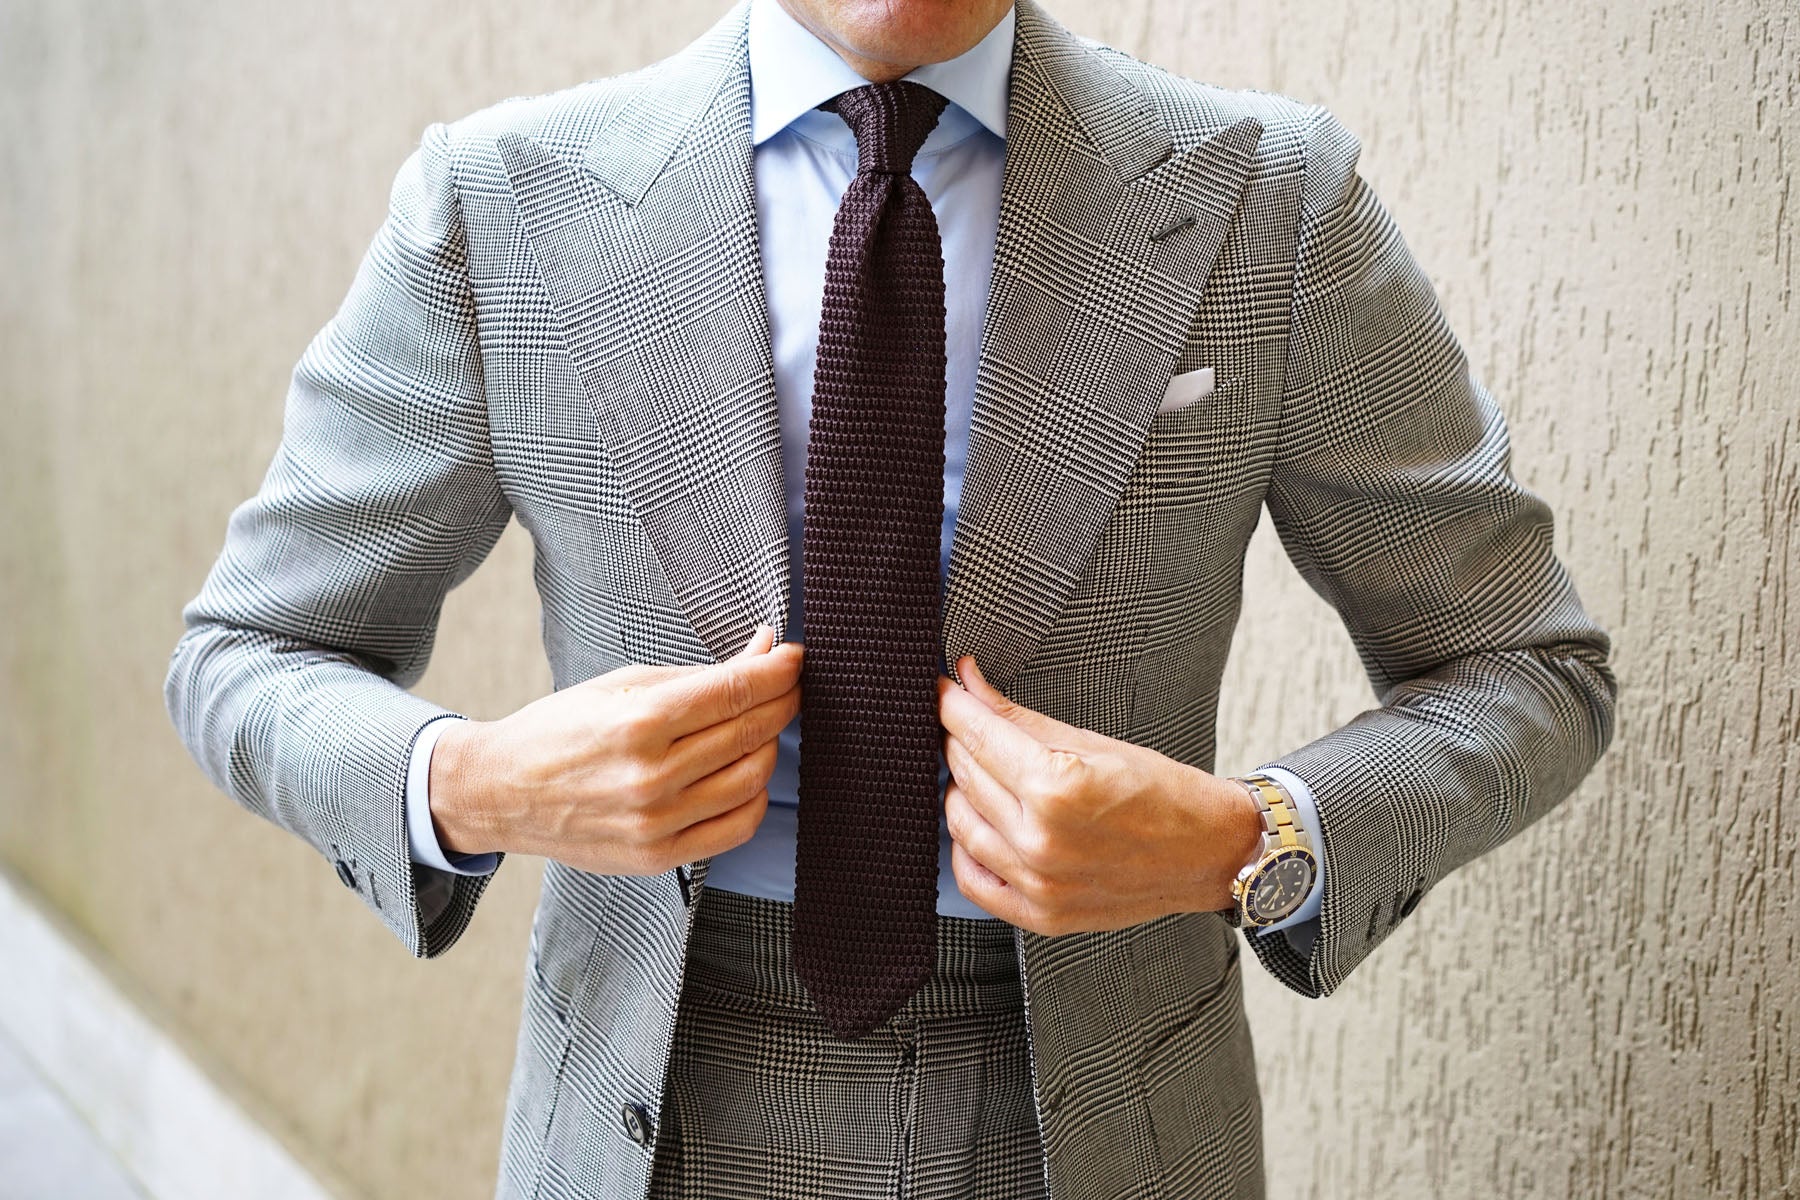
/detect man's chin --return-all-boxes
[785,0,1012,75]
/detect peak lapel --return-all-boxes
[499,1,788,666]
[941,0,1262,691]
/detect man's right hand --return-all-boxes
[428,624,802,875]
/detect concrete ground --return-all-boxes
[0,1025,146,1200]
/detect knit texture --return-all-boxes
[792,80,951,1040]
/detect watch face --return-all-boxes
[1248,849,1316,924]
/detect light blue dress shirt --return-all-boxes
[405,0,1325,949]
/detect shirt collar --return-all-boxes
[748,0,1014,147]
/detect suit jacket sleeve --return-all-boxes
[1245,106,1617,998]
[163,121,512,958]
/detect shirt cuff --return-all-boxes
[405,715,500,876]
[1248,763,1325,958]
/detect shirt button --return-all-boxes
[619,1100,653,1146]
[334,860,357,890]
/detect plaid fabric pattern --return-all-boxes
[163,0,1616,1195]
[647,887,1045,1200]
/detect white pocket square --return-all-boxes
[1158,367,1216,415]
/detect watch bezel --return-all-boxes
[1234,844,1319,929]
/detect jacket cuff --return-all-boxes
[1241,712,1456,999]
[263,661,504,958]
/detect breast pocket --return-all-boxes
[1138,372,1265,584]
[1157,366,1216,416]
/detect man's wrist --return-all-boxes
[429,718,499,857]
[1186,766,1264,914]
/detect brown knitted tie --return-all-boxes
[792,80,950,1041]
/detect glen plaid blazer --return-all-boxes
[164,1,1617,1196]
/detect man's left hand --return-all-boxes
[937,654,1264,935]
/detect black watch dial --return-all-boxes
[1248,850,1316,924]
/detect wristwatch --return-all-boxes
[1225,771,1319,929]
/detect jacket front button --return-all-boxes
[620,1100,653,1145]
[334,860,357,890]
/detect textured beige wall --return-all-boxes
[1,1,1793,1198]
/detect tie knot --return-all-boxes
[821,81,949,176]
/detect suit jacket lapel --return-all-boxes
[942,0,1262,692]
[498,0,1260,684]
[498,0,788,666]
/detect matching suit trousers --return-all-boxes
[648,886,1049,1200]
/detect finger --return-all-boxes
[942,730,1024,837]
[938,671,1051,787]
[944,779,1023,884]
[656,636,804,739]
[657,625,789,694]
[663,682,800,787]
[668,785,771,864]
[950,837,1020,924]
[957,654,1081,743]
[663,737,781,834]
[612,624,774,692]
[734,623,776,658]
[603,660,707,690]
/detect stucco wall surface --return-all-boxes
[0,2,1793,1198]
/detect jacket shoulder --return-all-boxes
[423,62,658,187]
[1075,37,1354,177]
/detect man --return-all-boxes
[164,0,1617,1195]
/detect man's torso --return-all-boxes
[425,2,1316,1194]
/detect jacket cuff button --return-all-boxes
[335,860,358,890]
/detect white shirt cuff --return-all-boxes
[405,715,499,876]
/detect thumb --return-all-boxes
[618,623,772,689]
[734,623,776,658]
[957,654,1075,742]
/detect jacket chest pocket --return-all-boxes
[1135,374,1268,589]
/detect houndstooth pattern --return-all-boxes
[648,886,1045,1200]
[163,0,1616,1196]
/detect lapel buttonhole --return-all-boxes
[1152,212,1197,241]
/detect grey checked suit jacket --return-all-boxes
[165,1,1617,1196]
